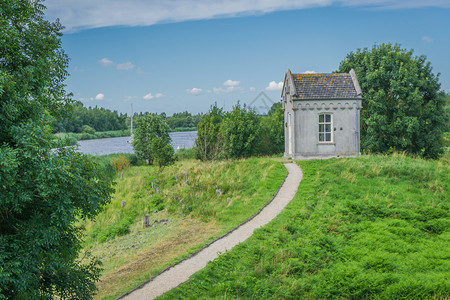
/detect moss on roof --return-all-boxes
[292,73,360,100]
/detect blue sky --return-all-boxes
[44,0,450,115]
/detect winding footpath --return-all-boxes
[120,162,302,300]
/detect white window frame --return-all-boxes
[318,113,333,143]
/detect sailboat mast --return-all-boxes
[130,104,133,137]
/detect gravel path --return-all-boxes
[120,162,302,300]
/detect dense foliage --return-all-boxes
[0,1,113,298]
[151,137,176,170]
[260,102,284,155]
[161,154,449,299]
[338,43,448,158]
[221,103,262,158]
[165,111,202,131]
[132,114,172,165]
[54,103,202,135]
[195,104,224,160]
[195,102,284,160]
[53,101,128,133]
[135,111,202,132]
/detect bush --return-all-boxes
[259,102,284,155]
[195,103,224,161]
[220,102,261,158]
[110,155,131,173]
[132,114,171,164]
[195,102,284,160]
[81,124,96,135]
[151,137,176,170]
[175,148,196,160]
[127,153,145,166]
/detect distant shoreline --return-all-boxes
[55,127,197,144]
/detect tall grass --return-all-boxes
[160,154,449,299]
[80,157,287,299]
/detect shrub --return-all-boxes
[195,103,224,161]
[111,155,131,173]
[220,102,261,158]
[81,124,96,135]
[175,148,196,160]
[132,114,171,164]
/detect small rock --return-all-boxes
[216,189,223,196]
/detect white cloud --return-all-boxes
[187,88,203,95]
[95,93,105,100]
[422,36,433,43]
[143,93,164,100]
[213,79,241,94]
[249,87,256,92]
[99,58,113,66]
[265,81,283,91]
[117,62,135,71]
[303,70,316,74]
[223,79,240,87]
[44,1,450,32]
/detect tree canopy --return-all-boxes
[132,114,172,164]
[1,1,113,298]
[53,101,128,133]
[195,102,283,160]
[338,43,448,158]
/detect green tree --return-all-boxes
[259,102,284,155]
[195,103,224,161]
[132,114,171,164]
[338,43,448,158]
[221,102,261,158]
[151,138,176,170]
[1,0,113,298]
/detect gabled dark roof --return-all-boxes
[292,73,361,100]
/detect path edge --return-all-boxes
[116,161,295,299]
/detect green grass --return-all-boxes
[160,153,449,299]
[80,157,287,299]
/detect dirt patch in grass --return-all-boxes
[95,219,219,299]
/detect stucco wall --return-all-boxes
[285,99,362,159]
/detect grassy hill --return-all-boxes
[160,154,449,299]
[80,156,287,299]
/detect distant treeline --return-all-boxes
[135,111,203,132]
[53,101,127,133]
[53,101,203,133]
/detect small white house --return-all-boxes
[282,69,363,159]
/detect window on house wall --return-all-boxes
[319,113,333,142]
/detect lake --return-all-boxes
[76,131,197,155]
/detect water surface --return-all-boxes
[76,131,197,155]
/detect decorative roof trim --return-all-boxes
[349,69,362,96]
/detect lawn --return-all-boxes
[160,154,449,299]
